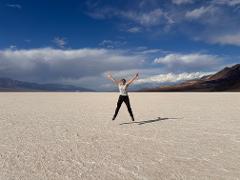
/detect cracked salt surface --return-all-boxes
[0,92,240,179]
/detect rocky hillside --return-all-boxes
[141,64,240,92]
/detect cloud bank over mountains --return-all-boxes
[136,72,212,85]
[154,53,220,72]
[0,47,225,90]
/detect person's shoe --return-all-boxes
[112,116,116,121]
[131,116,135,121]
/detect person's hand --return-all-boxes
[136,73,139,78]
[107,72,112,79]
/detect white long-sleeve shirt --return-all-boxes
[118,84,128,96]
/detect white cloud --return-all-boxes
[85,0,240,48]
[9,45,17,49]
[104,68,160,79]
[207,32,240,46]
[138,49,166,55]
[136,72,211,84]
[0,48,145,89]
[212,0,240,6]
[127,27,141,33]
[52,37,67,48]
[184,4,240,46]
[6,4,22,9]
[0,47,227,90]
[87,7,168,27]
[154,53,221,72]
[123,9,164,27]
[99,40,127,48]
[185,6,216,19]
[172,0,193,5]
[86,7,114,19]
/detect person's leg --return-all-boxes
[112,95,124,120]
[124,96,135,121]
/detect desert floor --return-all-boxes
[0,93,240,180]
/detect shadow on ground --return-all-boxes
[119,117,182,125]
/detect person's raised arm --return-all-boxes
[107,72,119,85]
[126,73,139,86]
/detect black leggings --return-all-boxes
[113,95,134,118]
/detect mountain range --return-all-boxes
[141,64,240,92]
[0,78,93,92]
[1,64,240,92]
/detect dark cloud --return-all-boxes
[0,48,228,90]
[0,48,145,88]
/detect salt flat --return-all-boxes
[0,93,240,180]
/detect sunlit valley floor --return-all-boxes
[0,93,240,179]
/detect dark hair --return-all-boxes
[121,79,126,84]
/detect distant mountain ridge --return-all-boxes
[0,77,93,92]
[141,64,240,92]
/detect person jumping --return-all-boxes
[107,72,139,121]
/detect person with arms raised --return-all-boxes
[107,72,139,121]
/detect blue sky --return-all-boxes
[0,0,240,90]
